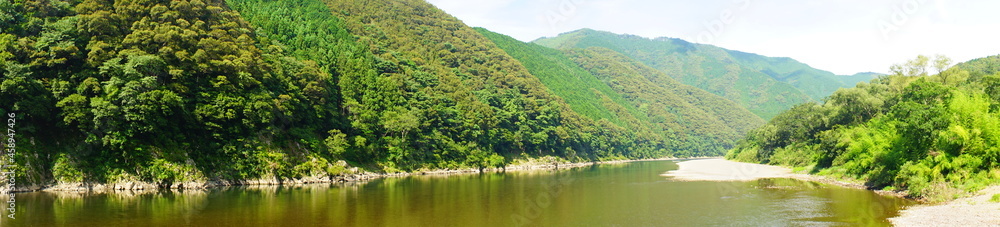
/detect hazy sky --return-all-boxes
[426,0,1000,75]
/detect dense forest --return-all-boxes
[1,0,354,186]
[727,55,1000,201]
[2,0,751,188]
[478,28,763,156]
[534,29,875,119]
[563,47,765,155]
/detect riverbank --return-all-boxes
[660,158,792,181]
[662,158,905,195]
[664,158,1000,226]
[889,185,1000,226]
[4,156,684,194]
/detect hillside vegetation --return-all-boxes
[473,28,644,128]
[4,0,752,188]
[726,50,875,100]
[1,0,347,185]
[727,55,1000,201]
[564,47,765,155]
[479,28,764,156]
[535,29,872,119]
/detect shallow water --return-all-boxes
[5,160,914,226]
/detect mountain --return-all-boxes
[2,0,357,185]
[6,0,756,188]
[839,72,882,87]
[725,50,870,100]
[477,28,764,156]
[534,29,864,119]
[470,28,644,128]
[952,54,1000,82]
[316,0,682,165]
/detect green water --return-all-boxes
[5,160,913,226]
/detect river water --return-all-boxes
[7,160,913,226]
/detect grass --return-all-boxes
[990,193,1000,203]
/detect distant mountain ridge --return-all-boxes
[478,28,764,156]
[534,29,876,119]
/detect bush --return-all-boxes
[142,158,203,184]
[51,154,84,183]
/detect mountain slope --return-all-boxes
[1,0,349,186]
[535,29,821,119]
[565,47,766,155]
[565,47,765,135]
[314,0,682,164]
[726,50,857,100]
[472,28,643,128]
[953,54,1000,82]
[839,72,882,87]
[478,28,763,155]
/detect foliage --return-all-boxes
[727,50,875,100]
[476,27,641,127]
[535,29,812,119]
[3,0,350,186]
[5,0,745,188]
[727,55,1000,200]
[316,0,689,167]
[482,26,768,155]
[563,47,765,155]
[52,154,83,183]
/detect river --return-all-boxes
[7,160,913,226]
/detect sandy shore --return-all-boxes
[889,186,1000,226]
[660,158,793,181]
[664,158,1000,226]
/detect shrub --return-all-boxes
[51,154,84,183]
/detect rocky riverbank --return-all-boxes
[3,157,678,194]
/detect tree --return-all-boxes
[891,55,931,77]
[933,54,953,75]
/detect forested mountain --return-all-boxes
[952,55,1000,82]
[727,55,1000,201]
[2,0,353,185]
[478,28,763,156]
[534,29,867,119]
[564,47,765,140]
[310,0,672,168]
[726,50,874,100]
[840,72,882,87]
[5,0,760,188]
[472,28,644,129]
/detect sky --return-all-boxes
[426,0,1000,75]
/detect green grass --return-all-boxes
[990,193,1000,203]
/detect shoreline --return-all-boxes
[661,158,906,197]
[2,156,691,195]
[664,158,1000,226]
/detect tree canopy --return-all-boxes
[727,55,1000,201]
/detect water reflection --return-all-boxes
[4,161,913,227]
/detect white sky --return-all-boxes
[426,0,1000,75]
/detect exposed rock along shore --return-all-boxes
[2,157,681,194]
